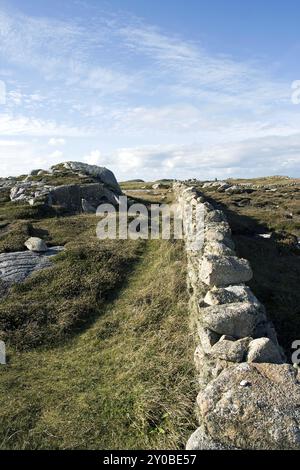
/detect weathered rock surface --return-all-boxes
[199,254,253,287]
[210,336,252,362]
[81,198,96,214]
[247,337,283,364]
[8,162,122,209]
[62,161,121,194]
[50,183,119,211]
[204,230,235,250]
[205,210,227,224]
[24,237,48,253]
[0,247,63,284]
[186,426,236,450]
[201,302,261,338]
[204,241,235,257]
[197,363,300,450]
[204,285,260,307]
[197,326,220,354]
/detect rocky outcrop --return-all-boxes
[8,162,122,210]
[174,182,298,450]
[0,246,63,285]
[49,183,119,211]
[61,162,121,194]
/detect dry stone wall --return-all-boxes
[174,182,300,450]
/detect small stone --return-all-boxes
[240,380,251,387]
[24,237,48,253]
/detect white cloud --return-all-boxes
[48,137,66,146]
[0,113,93,136]
[0,6,299,179]
[48,150,63,159]
[83,149,102,165]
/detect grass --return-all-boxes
[0,187,197,450]
[0,239,196,450]
[226,176,299,186]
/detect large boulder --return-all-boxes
[201,302,262,338]
[186,426,236,450]
[62,162,122,194]
[197,363,300,449]
[204,285,260,307]
[199,254,253,287]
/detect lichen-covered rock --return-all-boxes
[201,302,261,338]
[210,336,252,362]
[205,210,227,224]
[50,183,119,211]
[61,161,122,194]
[81,198,96,214]
[24,237,48,253]
[198,326,220,354]
[247,338,283,364]
[204,231,235,250]
[186,426,236,450]
[204,285,260,307]
[199,254,253,287]
[205,221,231,237]
[204,241,235,257]
[197,363,300,449]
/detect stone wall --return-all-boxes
[174,182,300,450]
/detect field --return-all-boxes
[0,187,197,450]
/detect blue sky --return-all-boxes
[0,0,300,180]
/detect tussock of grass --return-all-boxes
[0,238,196,450]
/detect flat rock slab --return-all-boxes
[0,246,63,285]
[198,363,300,450]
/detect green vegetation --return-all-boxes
[0,188,196,450]
[29,171,95,187]
[227,176,299,186]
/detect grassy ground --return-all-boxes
[0,190,196,450]
[199,179,300,358]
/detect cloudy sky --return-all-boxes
[0,0,300,180]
